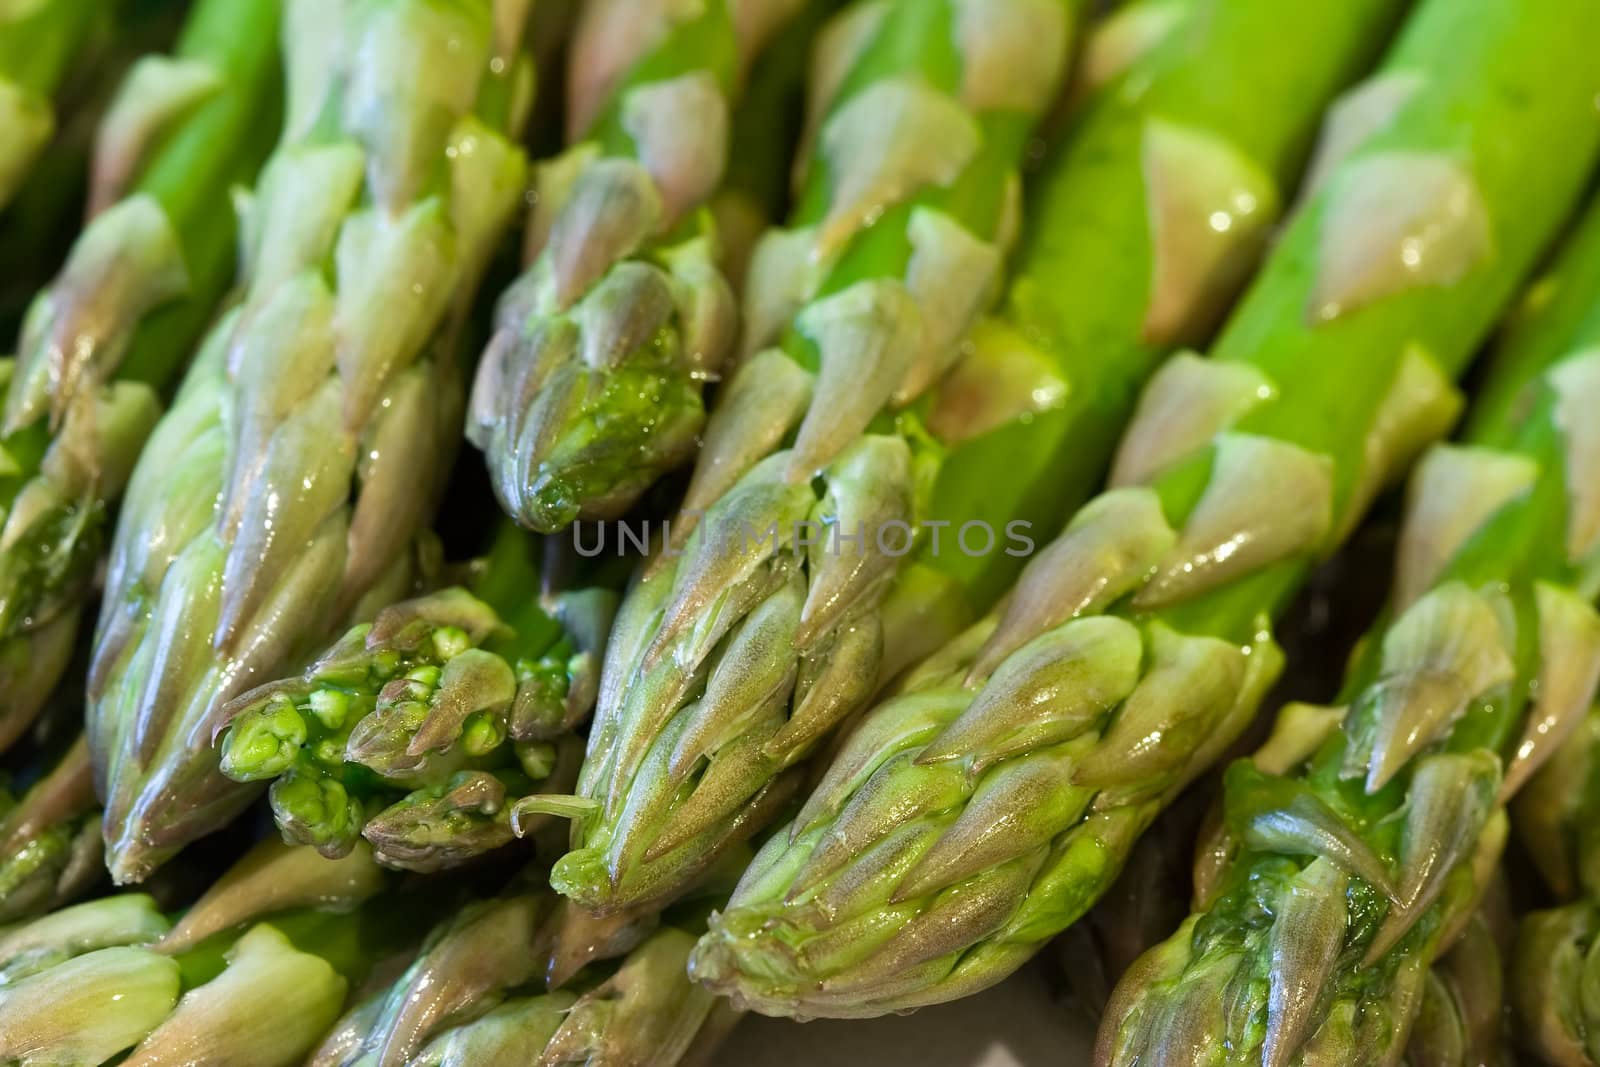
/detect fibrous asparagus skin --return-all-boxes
[0,0,103,211]
[689,0,1600,1021]
[0,0,283,755]
[546,0,1081,921]
[87,0,535,884]
[470,0,804,534]
[215,529,609,872]
[1098,66,1600,1067]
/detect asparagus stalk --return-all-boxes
[0,0,283,752]
[86,0,536,884]
[216,522,613,872]
[0,0,104,210]
[551,0,1399,925]
[689,0,1600,1020]
[0,837,390,1066]
[0,736,102,922]
[469,0,808,533]
[1097,119,1600,1067]
[1507,702,1600,1063]
[311,883,732,1067]
[1409,908,1512,1067]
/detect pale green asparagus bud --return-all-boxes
[471,0,808,531]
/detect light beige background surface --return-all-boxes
[714,971,1095,1065]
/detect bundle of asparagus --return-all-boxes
[690,0,1600,1020]
[9,0,1600,1059]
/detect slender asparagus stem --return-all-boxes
[87,0,536,883]
[690,0,1600,1020]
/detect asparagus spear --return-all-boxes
[469,0,808,533]
[86,0,536,884]
[689,0,1600,1020]
[311,883,733,1067]
[0,839,392,1067]
[1097,126,1600,1067]
[0,0,104,210]
[216,522,613,871]
[1409,908,1512,1067]
[549,0,1399,925]
[0,736,102,921]
[0,0,283,752]
[1507,702,1600,1064]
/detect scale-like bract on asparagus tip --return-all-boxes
[0,947,179,1064]
[787,280,922,480]
[1140,121,1279,347]
[1339,344,1464,544]
[1262,861,1348,1067]
[1309,153,1493,323]
[1300,72,1425,200]
[1132,434,1334,609]
[1551,352,1600,562]
[1393,446,1537,609]
[1349,581,1516,793]
[1501,584,1600,799]
[121,925,346,1067]
[90,56,224,214]
[8,197,190,435]
[894,209,1003,405]
[969,490,1176,681]
[1109,353,1275,488]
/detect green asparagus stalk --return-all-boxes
[688,0,1600,1020]
[1505,703,1600,1064]
[310,883,732,1067]
[0,0,283,752]
[549,0,1401,925]
[86,0,536,884]
[1096,128,1600,1067]
[469,0,809,533]
[0,837,390,1066]
[0,0,104,210]
[0,736,102,921]
[216,522,613,871]
[1408,908,1512,1067]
